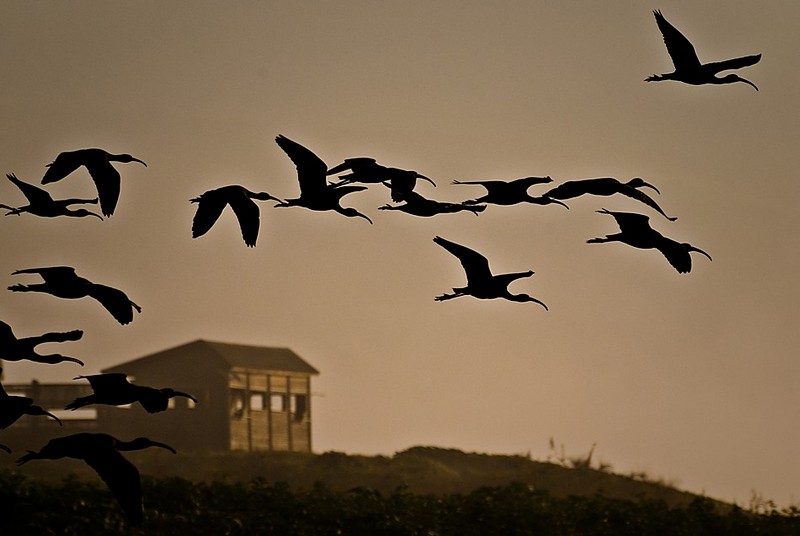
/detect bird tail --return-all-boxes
[645,74,665,82]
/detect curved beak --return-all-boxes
[42,408,63,426]
[132,157,147,167]
[151,441,177,454]
[549,198,570,210]
[88,211,104,220]
[0,444,10,454]
[689,245,713,262]
[738,77,759,91]
[417,174,437,187]
[64,356,85,366]
[357,212,374,225]
[175,392,198,403]
[637,179,661,195]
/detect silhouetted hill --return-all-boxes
[0,445,725,509]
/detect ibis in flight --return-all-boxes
[646,10,761,90]
[9,266,141,325]
[327,157,436,201]
[379,190,485,217]
[17,433,176,524]
[452,176,568,208]
[67,373,197,413]
[0,369,63,428]
[433,236,548,309]
[190,185,281,247]
[274,135,373,224]
[41,148,147,217]
[0,319,84,366]
[544,177,677,220]
[587,208,712,273]
[0,173,102,219]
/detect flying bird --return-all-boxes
[379,190,485,217]
[544,177,677,221]
[17,433,176,524]
[452,176,568,208]
[433,236,548,309]
[9,266,141,325]
[274,135,373,224]
[646,10,761,90]
[190,185,281,247]
[0,369,63,428]
[0,319,84,366]
[67,373,197,413]
[41,148,147,217]
[587,208,712,273]
[0,173,102,219]
[327,157,436,201]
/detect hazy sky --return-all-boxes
[2,1,798,506]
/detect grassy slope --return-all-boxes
[0,445,721,509]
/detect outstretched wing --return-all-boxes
[12,266,77,280]
[85,284,140,325]
[543,180,590,200]
[705,53,761,74]
[42,151,84,184]
[656,238,693,274]
[85,451,144,524]
[618,187,675,221]
[191,188,231,239]
[653,10,701,71]
[228,193,260,247]
[84,160,121,217]
[78,373,131,394]
[326,157,377,176]
[6,173,53,204]
[275,135,328,195]
[602,210,654,235]
[434,236,493,284]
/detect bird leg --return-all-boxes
[435,289,466,301]
[586,236,612,244]
[0,204,22,215]
[7,284,34,292]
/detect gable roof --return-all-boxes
[104,339,319,375]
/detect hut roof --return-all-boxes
[103,339,319,375]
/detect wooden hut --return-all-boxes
[99,340,319,452]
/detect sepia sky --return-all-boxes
[1,1,798,506]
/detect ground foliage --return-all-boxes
[2,472,800,535]
[3,446,799,534]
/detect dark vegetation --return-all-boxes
[2,446,798,535]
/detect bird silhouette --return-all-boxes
[0,173,102,219]
[9,266,141,325]
[67,373,197,413]
[587,209,712,273]
[544,177,677,221]
[327,157,436,202]
[379,190,485,217]
[190,185,281,247]
[0,319,84,366]
[452,176,568,208]
[41,148,147,217]
[433,236,548,309]
[17,433,176,524]
[274,135,373,224]
[646,10,760,90]
[0,369,62,428]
